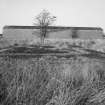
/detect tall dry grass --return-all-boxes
[0,56,105,105]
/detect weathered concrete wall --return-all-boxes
[3,26,104,44]
[3,28,40,44]
[77,30,103,39]
[47,29,72,39]
[48,29,103,39]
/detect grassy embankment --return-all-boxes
[0,46,105,105]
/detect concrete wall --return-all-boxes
[47,29,103,39]
[3,28,40,44]
[77,30,103,39]
[47,29,72,39]
[3,26,104,45]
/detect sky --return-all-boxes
[0,0,105,33]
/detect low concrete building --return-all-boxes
[3,25,104,44]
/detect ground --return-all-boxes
[0,44,105,105]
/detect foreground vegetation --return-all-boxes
[0,55,105,105]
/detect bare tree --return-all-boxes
[33,10,56,45]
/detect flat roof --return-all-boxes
[3,25,103,31]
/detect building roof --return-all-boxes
[3,25,103,31]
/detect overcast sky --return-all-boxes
[0,0,105,33]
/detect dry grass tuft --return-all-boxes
[0,56,105,105]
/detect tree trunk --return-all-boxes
[41,36,45,46]
[40,27,46,46]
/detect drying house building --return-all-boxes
[3,25,104,44]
